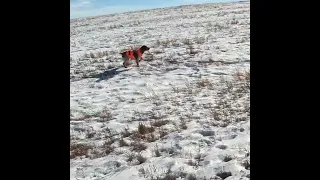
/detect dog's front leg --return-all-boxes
[135,58,139,67]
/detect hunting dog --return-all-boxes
[120,45,150,68]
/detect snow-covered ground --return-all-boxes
[70,1,250,179]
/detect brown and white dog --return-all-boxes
[120,45,150,68]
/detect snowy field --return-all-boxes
[70,1,250,179]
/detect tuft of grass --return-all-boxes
[154,144,161,157]
[104,145,115,155]
[86,130,96,139]
[182,38,192,45]
[180,118,188,130]
[194,36,206,44]
[213,23,228,32]
[103,138,116,147]
[159,127,169,138]
[121,126,132,138]
[70,143,93,159]
[230,16,239,24]
[138,122,155,135]
[210,107,222,122]
[172,39,180,47]
[97,107,113,122]
[104,127,116,139]
[89,148,106,159]
[161,39,171,47]
[197,78,213,88]
[136,153,147,164]
[146,133,158,142]
[131,141,147,152]
[126,153,136,162]
[186,45,199,55]
[119,138,129,147]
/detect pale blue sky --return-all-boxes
[70,0,243,19]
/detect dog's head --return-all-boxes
[140,45,150,53]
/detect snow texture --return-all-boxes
[70,1,250,180]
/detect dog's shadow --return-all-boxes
[92,67,130,82]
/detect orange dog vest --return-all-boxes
[126,49,143,60]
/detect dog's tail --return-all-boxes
[120,52,126,57]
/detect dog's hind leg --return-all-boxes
[123,57,129,68]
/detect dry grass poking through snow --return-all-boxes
[70,1,250,180]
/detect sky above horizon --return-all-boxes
[70,0,244,19]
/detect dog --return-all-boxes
[120,45,150,68]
